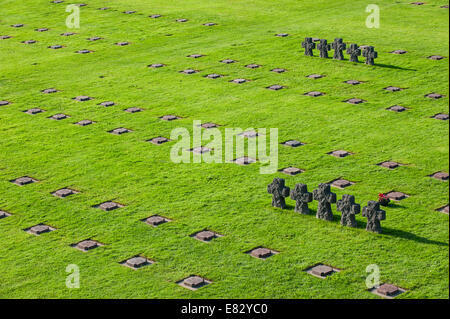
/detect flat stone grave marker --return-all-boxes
[306,74,324,79]
[61,32,76,36]
[115,42,130,46]
[24,108,45,114]
[187,54,204,58]
[75,120,95,126]
[282,140,304,147]
[246,247,278,260]
[52,188,79,198]
[94,201,124,211]
[221,59,237,64]
[77,3,87,6]
[387,105,408,112]
[25,224,55,235]
[76,49,93,54]
[441,4,449,8]
[205,74,222,79]
[425,93,445,99]
[99,101,114,107]
[191,230,222,242]
[328,150,352,158]
[11,176,38,186]
[73,96,93,102]
[233,157,256,165]
[305,264,340,279]
[238,130,259,138]
[437,204,449,214]
[344,80,363,85]
[188,146,212,154]
[51,0,64,3]
[0,35,11,39]
[149,14,162,18]
[98,7,109,10]
[385,191,409,201]
[124,107,143,113]
[330,178,354,189]
[304,91,324,97]
[48,45,64,49]
[377,161,401,169]
[384,86,404,92]
[344,98,366,104]
[411,1,425,4]
[279,167,304,176]
[0,100,11,106]
[176,19,188,22]
[230,78,248,84]
[0,211,11,219]
[199,122,219,129]
[390,50,408,54]
[88,37,103,41]
[23,40,37,44]
[203,23,217,26]
[121,256,153,269]
[41,88,59,94]
[108,128,132,135]
[370,283,406,298]
[11,24,24,28]
[432,113,449,120]
[73,239,103,252]
[275,33,289,37]
[177,276,211,290]
[271,68,286,73]
[123,10,136,14]
[429,171,449,181]
[142,215,171,227]
[180,69,198,74]
[159,115,181,121]
[266,85,285,90]
[148,63,166,68]
[148,137,170,145]
[35,28,49,32]
[49,113,69,120]
[245,64,261,69]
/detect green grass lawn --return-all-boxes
[0,0,448,299]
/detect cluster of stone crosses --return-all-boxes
[302,37,378,65]
[268,178,386,233]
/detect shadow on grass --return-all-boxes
[374,63,417,71]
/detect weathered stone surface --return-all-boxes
[125,257,149,269]
[275,33,289,37]
[234,157,256,165]
[144,215,167,226]
[195,230,216,241]
[425,93,445,99]
[183,276,205,288]
[317,39,331,58]
[429,171,449,181]
[345,98,365,104]
[76,49,92,54]
[98,7,109,10]
[115,42,130,46]
[344,80,362,85]
[148,63,165,68]
[306,74,324,79]
[331,38,346,60]
[49,113,69,120]
[187,54,204,58]
[266,85,284,90]
[378,161,400,169]
[97,201,123,211]
[149,14,162,18]
[205,73,222,79]
[268,178,290,209]
[230,78,248,84]
[75,120,94,126]
[328,150,352,157]
[304,91,324,97]
[199,122,219,129]
[239,130,258,138]
[337,194,360,227]
[410,2,425,5]
[28,225,52,235]
[280,167,303,176]
[76,240,100,251]
[124,107,143,113]
[52,188,77,198]
[22,40,37,44]
[346,43,361,62]
[362,201,386,233]
[390,49,407,54]
[384,86,404,92]
[301,37,316,56]
[245,64,261,69]
[35,28,49,32]
[88,37,103,41]
[249,247,273,259]
[221,59,237,64]
[362,46,378,65]
[24,108,45,114]
[180,69,198,74]
[0,211,11,219]
[203,22,217,26]
[123,10,136,14]
[290,183,312,214]
[48,45,63,49]
[11,176,37,186]
[0,35,12,39]
[331,179,353,189]
[99,101,114,107]
[148,137,170,145]
[313,184,337,221]
[176,18,188,22]
[160,115,180,121]
[385,191,408,201]
[377,284,400,296]
[42,88,58,94]
[11,24,24,28]
[61,32,76,36]
[73,96,93,101]
[271,68,286,73]
[109,128,131,135]
[310,265,334,277]
[283,140,304,147]
[0,100,11,106]
[387,105,408,112]
[432,113,449,120]
[437,204,449,214]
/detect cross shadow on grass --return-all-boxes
[374,63,417,71]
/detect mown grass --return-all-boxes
[0,0,448,298]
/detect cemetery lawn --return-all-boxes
[0,0,448,299]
